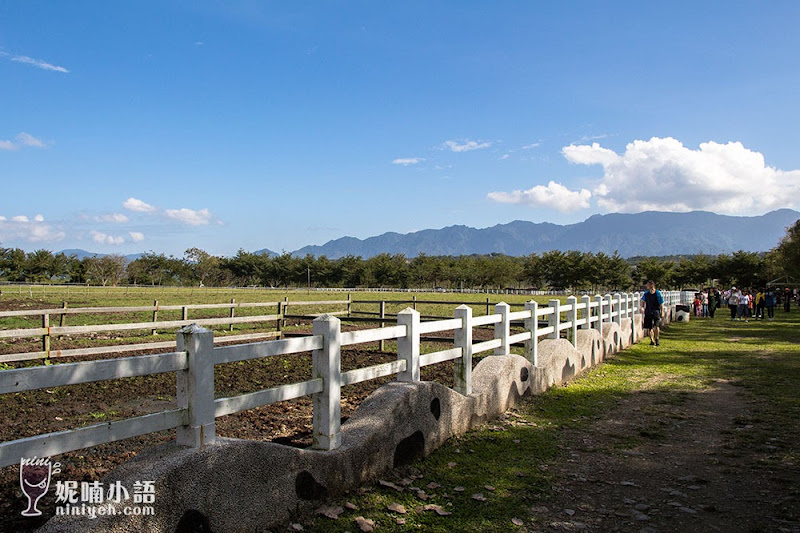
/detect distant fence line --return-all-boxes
[0,291,688,467]
[0,281,591,297]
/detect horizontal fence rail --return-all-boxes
[0,291,682,466]
[0,298,349,364]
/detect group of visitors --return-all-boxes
[690,286,798,323]
[692,288,722,318]
[718,286,797,322]
[643,282,797,348]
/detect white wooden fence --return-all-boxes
[0,291,683,467]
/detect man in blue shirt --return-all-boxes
[641,280,664,346]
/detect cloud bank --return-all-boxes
[489,137,800,215]
[488,181,591,212]
[563,137,800,214]
[0,214,64,242]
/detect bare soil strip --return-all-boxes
[532,381,800,532]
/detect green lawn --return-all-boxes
[295,309,800,532]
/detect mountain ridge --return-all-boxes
[54,210,800,260]
[291,209,800,258]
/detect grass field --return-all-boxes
[0,287,569,362]
[290,308,800,532]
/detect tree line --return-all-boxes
[2,219,798,290]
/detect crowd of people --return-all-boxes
[691,286,799,322]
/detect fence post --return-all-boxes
[454,305,472,395]
[397,308,420,382]
[580,295,591,330]
[629,293,637,343]
[548,299,560,340]
[614,293,623,326]
[182,306,188,321]
[347,293,352,318]
[151,300,159,336]
[176,325,216,447]
[604,294,613,325]
[524,300,538,366]
[412,295,417,311]
[494,302,511,355]
[59,302,67,328]
[229,298,236,332]
[42,313,50,358]
[594,294,604,336]
[281,297,288,330]
[567,296,578,348]
[379,300,386,351]
[311,314,342,451]
[276,299,283,338]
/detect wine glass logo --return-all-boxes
[19,457,58,517]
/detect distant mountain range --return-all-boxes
[58,249,144,262]
[57,209,799,261]
[290,209,800,258]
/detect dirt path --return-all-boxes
[530,381,800,532]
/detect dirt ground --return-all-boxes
[529,380,800,532]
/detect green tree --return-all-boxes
[774,219,800,279]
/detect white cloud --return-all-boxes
[95,213,129,223]
[128,231,145,242]
[563,137,800,214]
[0,132,47,151]
[91,230,125,245]
[16,132,45,148]
[0,214,65,242]
[488,181,592,212]
[123,197,157,213]
[120,197,219,227]
[521,142,540,150]
[442,139,492,152]
[500,154,510,160]
[165,207,213,226]
[0,51,69,73]
[392,157,423,165]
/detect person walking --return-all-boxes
[738,290,751,322]
[728,287,740,320]
[711,288,721,319]
[701,290,709,318]
[765,288,777,321]
[755,289,766,320]
[785,288,792,313]
[641,280,664,346]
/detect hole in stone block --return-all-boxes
[295,470,328,501]
[613,332,619,346]
[393,431,425,468]
[430,397,441,420]
[176,509,212,533]
[520,367,529,382]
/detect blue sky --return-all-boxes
[2,1,800,256]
